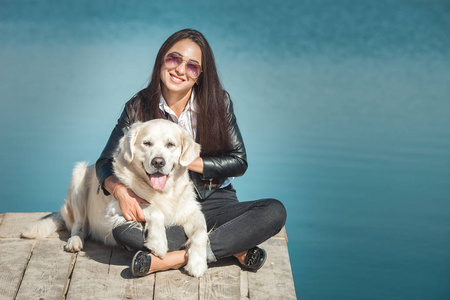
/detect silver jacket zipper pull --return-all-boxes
[209,179,213,190]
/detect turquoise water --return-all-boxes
[1,1,450,299]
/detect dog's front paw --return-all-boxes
[184,253,207,277]
[144,239,168,259]
[64,236,83,252]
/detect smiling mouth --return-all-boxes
[170,73,185,84]
[146,172,168,190]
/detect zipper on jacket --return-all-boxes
[209,179,213,190]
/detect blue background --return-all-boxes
[1,1,450,299]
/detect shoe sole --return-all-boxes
[131,250,149,277]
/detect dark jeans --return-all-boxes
[112,185,287,262]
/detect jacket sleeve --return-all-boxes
[201,93,248,179]
[95,100,135,195]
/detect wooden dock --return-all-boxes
[0,213,296,299]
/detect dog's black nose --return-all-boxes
[151,157,165,169]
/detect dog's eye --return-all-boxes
[143,141,152,147]
[166,142,175,148]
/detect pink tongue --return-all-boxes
[150,173,167,190]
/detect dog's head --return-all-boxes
[116,119,200,191]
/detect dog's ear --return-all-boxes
[180,130,201,167]
[121,122,141,162]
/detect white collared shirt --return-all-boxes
[159,92,197,140]
[158,92,234,188]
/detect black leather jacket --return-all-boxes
[95,90,248,200]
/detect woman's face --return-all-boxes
[160,39,202,97]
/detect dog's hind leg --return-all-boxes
[63,193,88,252]
[64,220,88,252]
[63,162,90,252]
[183,212,208,277]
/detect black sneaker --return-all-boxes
[244,247,267,271]
[131,250,152,277]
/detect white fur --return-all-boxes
[21,119,208,277]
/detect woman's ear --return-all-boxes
[180,131,201,167]
[120,122,142,162]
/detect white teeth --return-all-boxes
[170,74,183,83]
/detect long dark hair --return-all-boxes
[133,29,229,156]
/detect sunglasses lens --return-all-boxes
[165,53,201,78]
[165,53,182,68]
[187,63,201,78]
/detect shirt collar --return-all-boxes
[159,91,196,115]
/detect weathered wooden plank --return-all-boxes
[246,238,297,299]
[67,240,155,299]
[240,270,250,299]
[273,226,288,241]
[0,214,296,300]
[15,238,75,300]
[0,239,34,300]
[66,240,112,299]
[154,269,199,300]
[0,212,69,239]
[199,260,241,300]
[104,247,155,299]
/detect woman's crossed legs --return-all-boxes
[113,185,287,275]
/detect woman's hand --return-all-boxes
[114,184,149,222]
[104,175,148,222]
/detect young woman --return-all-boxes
[96,29,287,277]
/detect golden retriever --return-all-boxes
[21,119,208,277]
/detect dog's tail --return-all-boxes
[20,212,65,239]
[21,161,90,239]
